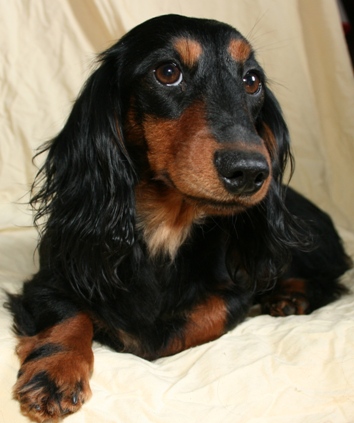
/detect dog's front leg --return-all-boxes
[160,295,230,357]
[13,313,94,422]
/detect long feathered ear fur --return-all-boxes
[233,87,307,289]
[31,44,137,299]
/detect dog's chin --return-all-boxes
[198,199,254,216]
[184,192,263,216]
[151,173,268,216]
[177,181,270,215]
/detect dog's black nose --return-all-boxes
[214,150,269,195]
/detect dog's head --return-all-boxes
[122,15,288,210]
[33,15,297,294]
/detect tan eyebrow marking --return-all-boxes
[228,38,252,63]
[173,37,203,67]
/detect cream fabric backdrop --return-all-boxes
[1,1,354,422]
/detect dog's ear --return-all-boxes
[31,45,136,298]
[257,88,294,185]
[234,88,305,290]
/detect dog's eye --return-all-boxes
[154,63,183,86]
[243,71,262,95]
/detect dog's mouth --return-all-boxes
[152,170,269,215]
[186,195,254,215]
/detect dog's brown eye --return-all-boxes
[154,63,183,86]
[243,72,262,95]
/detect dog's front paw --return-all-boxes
[14,340,93,422]
[260,278,310,316]
[262,293,309,316]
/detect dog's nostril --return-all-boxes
[254,171,267,186]
[214,151,269,195]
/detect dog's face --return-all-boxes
[122,15,277,216]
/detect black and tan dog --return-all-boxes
[6,14,351,422]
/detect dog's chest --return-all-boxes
[135,184,205,259]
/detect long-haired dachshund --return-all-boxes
[6,14,351,422]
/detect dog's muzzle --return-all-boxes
[214,150,269,195]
